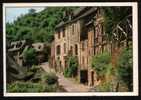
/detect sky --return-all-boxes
[6,7,45,23]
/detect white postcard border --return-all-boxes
[3,2,138,96]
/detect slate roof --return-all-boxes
[55,7,97,29]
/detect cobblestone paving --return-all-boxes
[40,62,90,92]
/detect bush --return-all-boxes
[7,81,58,92]
[23,65,42,82]
[64,56,78,77]
[44,84,58,92]
[116,48,133,91]
[94,81,114,92]
[23,48,37,66]
[7,81,44,92]
[29,65,40,73]
[91,52,112,79]
[43,72,58,85]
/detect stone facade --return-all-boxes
[8,40,27,66]
[51,7,132,86]
[52,7,108,86]
[8,40,48,66]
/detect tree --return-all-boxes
[64,56,78,77]
[23,48,37,66]
[28,9,36,15]
[91,52,112,80]
[116,47,133,91]
[6,7,78,43]
[103,7,132,42]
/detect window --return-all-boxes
[10,44,14,48]
[70,46,73,54]
[16,42,21,48]
[64,43,66,53]
[60,61,62,67]
[75,44,78,55]
[64,56,67,67]
[82,56,84,65]
[58,32,60,39]
[72,25,74,35]
[56,45,61,55]
[101,24,104,35]
[38,45,41,49]
[94,48,96,55]
[62,28,65,37]
[82,42,85,51]
[94,38,98,44]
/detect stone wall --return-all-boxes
[52,7,131,87]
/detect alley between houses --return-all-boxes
[40,62,90,92]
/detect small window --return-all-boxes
[64,43,66,53]
[60,61,62,67]
[16,42,21,48]
[82,56,84,65]
[10,44,14,48]
[75,44,78,55]
[72,25,74,35]
[70,46,73,54]
[38,45,41,49]
[58,32,60,39]
[101,24,104,35]
[56,45,61,55]
[62,28,65,37]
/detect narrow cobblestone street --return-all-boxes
[40,62,90,92]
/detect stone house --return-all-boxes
[51,7,132,87]
[8,40,27,66]
[52,7,106,86]
[8,40,48,66]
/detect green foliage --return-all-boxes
[91,52,112,79]
[29,65,40,73]
[28,9,36,15]
[103,7,131,40]
[64,56,78,77]
[7,81,58,92]
[7,81,44,92]
[64,67,70,77]
[6,7,77,43]
[23,48,37,66]
[95,81,114,92]
[43,84,58,92]
[7,66,59,92]
[43,72,58,85]
[116,47,133,91]
[16,27,33,41]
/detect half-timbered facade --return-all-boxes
[51,7,132,86]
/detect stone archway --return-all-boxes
[80,70,88,85]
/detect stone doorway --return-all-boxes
[80,70,88,85]
[91,71,94,86]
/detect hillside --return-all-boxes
[6,7,77,43]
